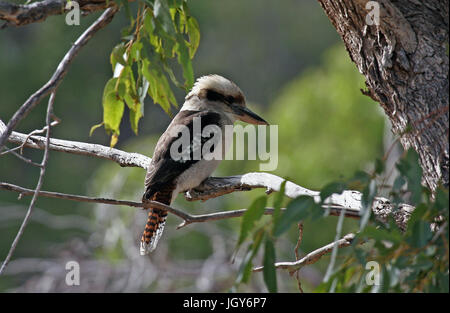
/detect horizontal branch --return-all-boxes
[253,233,355,273]
[1,118,415,230]
[6,128,151,169]
[0,0,115,27]
[0,182,277,228]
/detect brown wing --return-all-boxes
[143,109,222,201]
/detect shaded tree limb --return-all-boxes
[252,233,355,273]
[1,118,415,231]
[0,182,278,229]
[0,6,117,150]
[0,0,115,27]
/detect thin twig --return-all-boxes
[19,120,60,154]
[0,92,55,275]
[253,233,355,273]
[3,148,42,167]
[0,119,60,157]
[292,222,304,293]
[0,6,117,150]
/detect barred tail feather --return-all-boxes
[140,208,168,255]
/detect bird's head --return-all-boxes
[183,74,268,125]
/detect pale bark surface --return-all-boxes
[317,0,449,191]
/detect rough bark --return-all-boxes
[317,0,449,192]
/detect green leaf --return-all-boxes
[235,228,266,284]
[396,149,423,205]
[360,225,401,244]
[154,0,176,35]
[433,187,449,212]
[186,16,200,58]
[142,58,177,115]
[375,158,385,174]
[407,220,432,248]
[273,196,314,237]
[237,196,267,247]
[110,43,127,72]
[143,9,155,35]
[320,182,347,202]
[129,41,143,64]
[235,246,253,284]
[175,34,194,89]
[129,101,142,135]
[102,78,124,136]
[406,203,428,232]
[263,238,277,293]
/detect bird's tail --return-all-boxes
[140,208,168,255]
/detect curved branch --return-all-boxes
[0,0,115,27]
[252,233,355,273]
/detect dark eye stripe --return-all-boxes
[206,89,225,102]
[204,89,242,106]
[225,96,235,104]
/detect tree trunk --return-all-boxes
[317,0,449,192]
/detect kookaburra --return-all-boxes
[140,74,268,255]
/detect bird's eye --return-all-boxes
[225,96,234,104]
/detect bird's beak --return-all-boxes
[232,104,269,125]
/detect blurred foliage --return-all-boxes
[235,149,448,293]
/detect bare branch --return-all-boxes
[253,233,355,273]
[0,0,115,27]
[0,182,277,228]
[6,128,151,169]
[1,147,42,167]
[0,6,117,150]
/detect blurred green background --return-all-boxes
[0,0,386,292]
